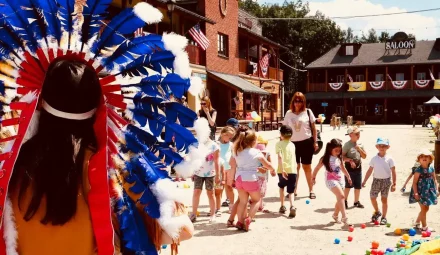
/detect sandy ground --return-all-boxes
[173,125,440,255]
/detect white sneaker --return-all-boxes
[209,216,216,223]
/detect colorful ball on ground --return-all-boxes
[405,245,411,249]
[409,228,416,236]
[347,236,353,241]
[426,229,432,237]
[386,223,391,228]
[400,243,406,248]
[349,226,354,232]
[394,228,401,235]
[162,245,167,249]
[386,248,394,252]
[377,251,384,255]
[365,250,371,255]
[361,223,367,229]
[422,231,428,237]
[372,241,380,249]
[196,211,200,217]
[306,200,310,204]
[402,234,409,241]
[334,238,340,244]
[374,220,380,225]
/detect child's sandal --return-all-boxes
[332,214,340,223]
[243,217,251,232]
[235,221,244,230]
[227,219,235,228]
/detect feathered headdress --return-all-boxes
[0,0,207,254]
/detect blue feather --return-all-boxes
[117,51,174,77]
[161,73,191,99]
[165,123,198,152]
[57,0,76,49]
[102,34,164,70]
[137,75,162,96]
[91,7,145,56]
[147,114,166,137]
[0,0,40,50]
[80,0,112,50]
[34,0,62,43]
[127,125,157,146]
[163,102,197,127]
[116,195,157,253]
[157,147,183,166]
[0,19,24,59]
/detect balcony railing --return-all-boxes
[238,58,283,81]
[186,45,205,66]
[309,83,326,92]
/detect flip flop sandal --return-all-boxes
[309,193,316,199]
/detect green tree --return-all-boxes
[361,28,378,43]
[379,31,390,43]
[239,0,344,94]
[344,27,354,43]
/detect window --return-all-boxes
[375,105,383,115]
[355,106,363,116]
[336,75,345,83]
[217,33,229,57]
[396,73,405,81]
[336,106,343,116]
[375,74,384,81]
[417,72,426,80]
[355,75,364,82]
[346,46,354,56]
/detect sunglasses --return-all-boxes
[294,100,303,103]
[200,102,206,106]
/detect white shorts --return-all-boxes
[325,179,345,190]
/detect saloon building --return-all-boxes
[305,32,440,124]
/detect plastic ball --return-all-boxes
[372,241,380,249]
[396,243,401,248]
[405,245,411,249]
[394,228,401,235]
[347,236,353,242]
[409,228,416,236]
[377,251,384,255]
[386,248,394,252]
[349,226,354,232]
[386,223,391,228]
[374,220,380,225]
[196,211,200,217]
[400,243,406,248]
[361,223,367,229]
[426,229,432,237]
[334,238,340,244]
[371,250,378,255]
[306,200,310,204]
[365,250,371,255]
[162,245,167,249]
[402,234,409,241]
[422,231,428,237]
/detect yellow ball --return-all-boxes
[402,234,409,241]
[405,245,411,249]
[196,211,200,217]
[394,228,401,235]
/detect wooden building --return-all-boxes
[305,32,440,124]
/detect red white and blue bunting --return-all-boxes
[369,81,385,90]
[391,81,407,89]
[414,80,430,88]
[329,83,343,91]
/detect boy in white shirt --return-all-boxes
[362,138,397,225]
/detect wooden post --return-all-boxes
[385,66,388,90]
[276,49,280,80]
[432,64,435,79]
[257,44,260,78]
[410,65,414,90]
[325,69,328,92]
[307,70,310,92]
[365,67,369,90]
[344,68,348,91]
[384,98,388,123]
[364,98,367,119]
[344,98,348,118]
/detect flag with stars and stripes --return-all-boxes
[188,24,210,50]
[259,53,271,77]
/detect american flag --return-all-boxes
[188,24,210,50]
[429,69,435,80]
[387,73,393,82]
[134,27,144,37]
[347,74,353,82]
[259,53,271,77]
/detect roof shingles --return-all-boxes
[306,41,440,69]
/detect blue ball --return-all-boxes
[306,200,310,204]
[409,228,416,236]
[334,238,340,244]
[386,248,394,252]
[162,245,167,249]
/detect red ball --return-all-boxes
[422,231,428,237]
[349,226,354,232]
[361,223,367,229]
[400,243,406,247]
[377,251,384,255]
[371,250,378,255]
[374,220,380,225]
[348,236,353,242]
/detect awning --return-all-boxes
[424,96,440,105]
[306,90,440,100]
[208,71,270,95]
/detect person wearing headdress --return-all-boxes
[0,1,208,254]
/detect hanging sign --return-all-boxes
[348,82,366,92]
[434,80,440,90]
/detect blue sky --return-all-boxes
[257,0,440,40]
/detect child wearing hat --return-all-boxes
[409,149,438,231]
[342,126,367,209]
[276,125,297,218]
[362,138,396,225]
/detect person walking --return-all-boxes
[283,92,319,199]
[198,96,217,140]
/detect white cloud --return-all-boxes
[307,0,440,40]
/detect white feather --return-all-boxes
[158,214,193,241]
[193,118,210,142]
[162,33,188,55]
[173,51,191,79]
[23,110,40,144]
[150,178,185,204]
[188,76,203,96]
[4,197,18,255]
[20,91,37,103]
[123,108,134,121]
[133,2,163,24]
[174,144,208,178]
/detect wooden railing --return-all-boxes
[238,58,283,81]
[185,45,205,66]
[309,83,327,92]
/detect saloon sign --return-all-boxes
[385,32,416,50]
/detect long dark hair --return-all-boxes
[321,139,343,172]
[10,59,101,225]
